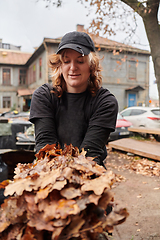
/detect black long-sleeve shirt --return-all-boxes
[29,84,118,167]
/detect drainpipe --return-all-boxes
[43,39,48,83]
[145,56,150,106]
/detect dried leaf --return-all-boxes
[0,180,10,189]
[104,207,129,227]
[51,226,63,240]
[89,193,101,205]
[61,186,81,199]
[98,190,114,210]
[56,199,80,219]
[63,215,85,239]
[34,186,51,203]
[81,171,115,195]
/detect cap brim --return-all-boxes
[56,43,90,55]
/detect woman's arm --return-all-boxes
[80,89,118,166]
[34,118,59,153]
[29,84,59,153]
[80,125,111,166]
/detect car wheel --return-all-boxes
[139,125,147,138]
[153,134,160,142]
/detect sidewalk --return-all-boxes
[105,149,160,240]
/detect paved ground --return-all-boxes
[105,147,160,240]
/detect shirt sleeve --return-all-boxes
[29,84,59,153]
[80,88,118,166]
[34,118,59,153]
[89,88,118,131]
[80,125,111,166]
[29,84,55,122]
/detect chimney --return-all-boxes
[76,24,84,32]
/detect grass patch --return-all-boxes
[130,134,152,142]
[130,135,146,141]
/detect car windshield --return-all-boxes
[121,109,132,117]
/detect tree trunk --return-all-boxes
[122,0,160,106]
[141,6,160,106]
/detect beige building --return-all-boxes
[0,25,150,113]
[0,41,31,113]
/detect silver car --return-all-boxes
[120,106,160,128]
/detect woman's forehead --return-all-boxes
[62,49,83,58]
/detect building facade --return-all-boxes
[0,41,32,113]
[0,25,150,113]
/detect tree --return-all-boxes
[124,0,160,108]
[40,0,160,106]
[83,0,160,106]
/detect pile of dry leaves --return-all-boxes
[0,144,129,240]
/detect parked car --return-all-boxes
[108,113,133,142]
[120,106,160,128]
[0,110,19,118]
[0,119,32,150]
[0,111,30,120]
[16,124,35,150]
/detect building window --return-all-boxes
[3,68,11,85]
[3,96,11,108]
[19,69,27,85]
[39,58,42,78]
[29,64,36,84]
[128,60,136,80]
[2,43,10,49]
[33,64,36,82]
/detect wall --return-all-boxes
[99,50,149,111]
[0,65,29,110]
[0,65,18,109]
[28,50,46,89]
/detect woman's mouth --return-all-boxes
[69,74,80,78]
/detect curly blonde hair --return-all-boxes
[49,51,102,97]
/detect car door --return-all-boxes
[121,109,147,127]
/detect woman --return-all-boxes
[29,31,118,168]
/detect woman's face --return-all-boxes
[61,49,90,93]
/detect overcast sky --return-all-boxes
[0,0,158,99]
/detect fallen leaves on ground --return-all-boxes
[106,147,160,177]
[0,144,129,240]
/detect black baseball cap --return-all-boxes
[56,31,95,56]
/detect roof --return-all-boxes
[125,85,145,91]
[17,89,35,96]
[26,32,150,66]
[89,34,150,55]
[0,49,32,65]
[44,34,150,55]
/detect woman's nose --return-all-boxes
[70,61,77,70]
